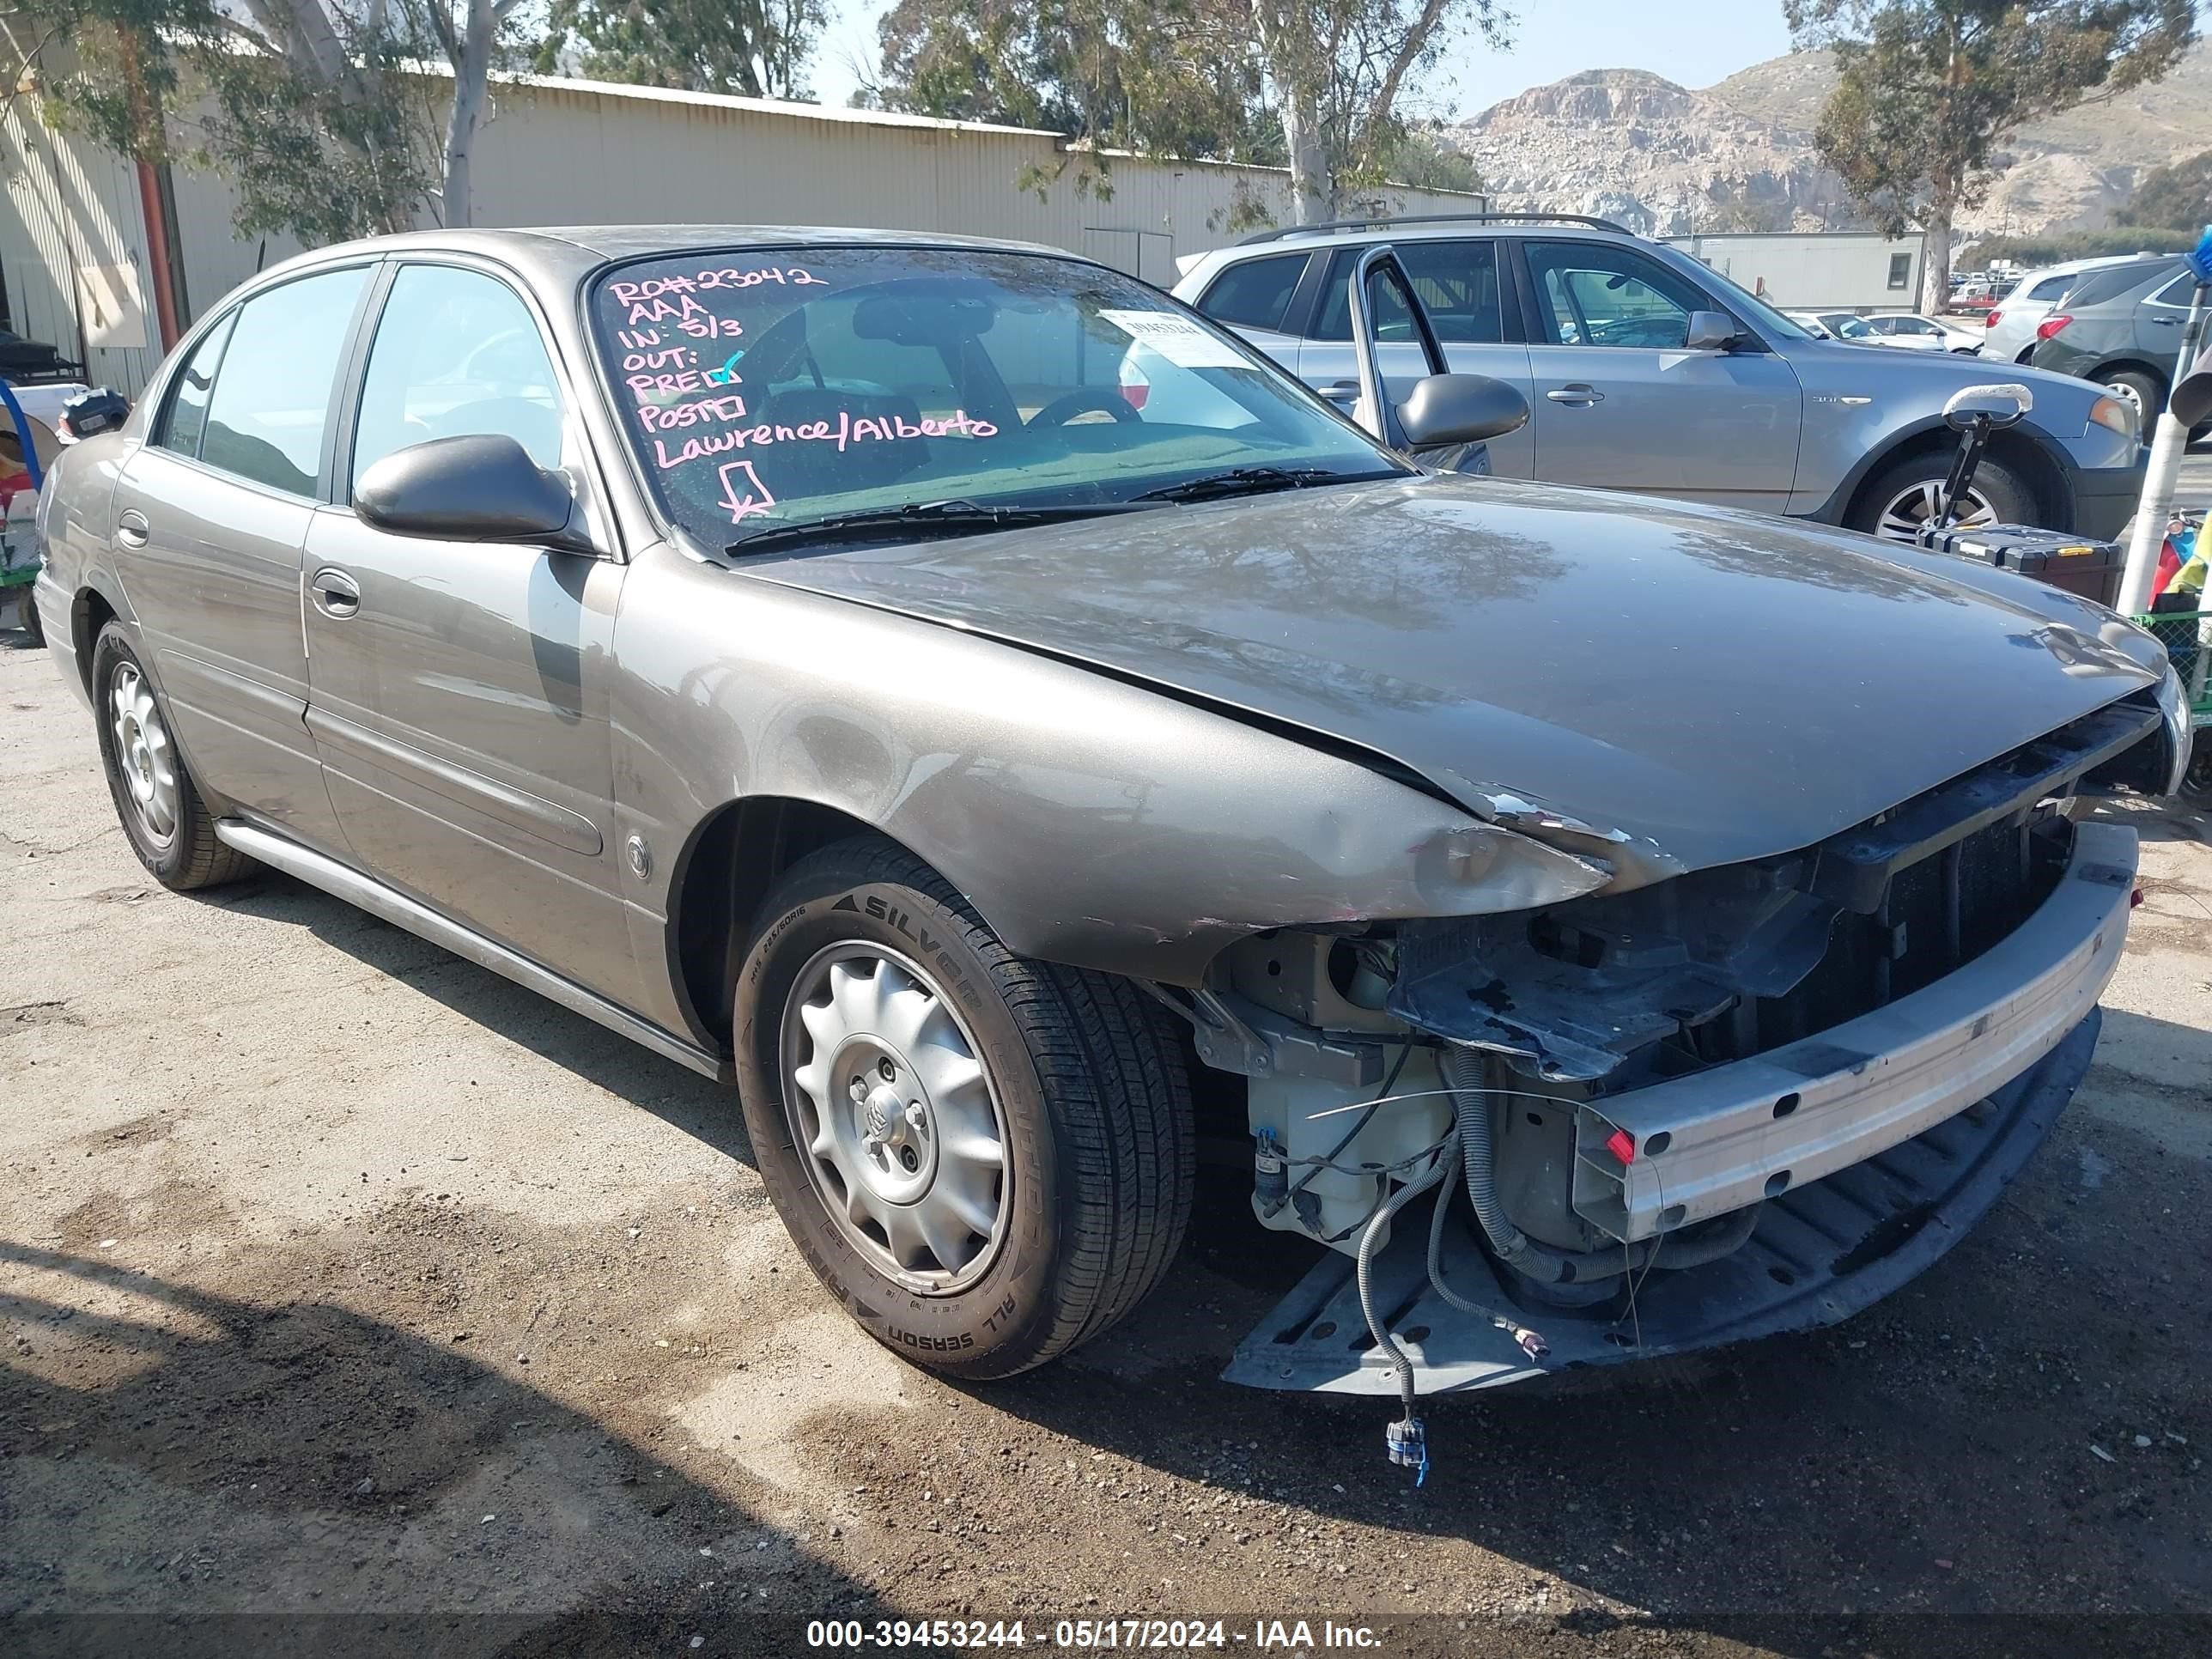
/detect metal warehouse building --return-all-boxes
[1,69,1480,395]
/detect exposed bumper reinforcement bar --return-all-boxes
[1572,819,2135,1243]
[1224,1008,2100,1396]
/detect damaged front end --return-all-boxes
[1185,695,2162,1401]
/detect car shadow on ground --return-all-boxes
[183,868,746,1165]
[142,827,2211,1653]
[0,1242,923,1658]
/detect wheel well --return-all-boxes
[667,796,902,1050]
[1847,423,2066,530]
[2096,358,2167,397]
[72,587,116,698]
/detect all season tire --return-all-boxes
[91,622,252,890]
[1850,452,2035,544]
[733,836,1194,1379]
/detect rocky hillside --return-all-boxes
[1454,44,2212,240]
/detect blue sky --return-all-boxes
[810,0,1801,118]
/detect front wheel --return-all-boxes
[733,836,1194,1379]
[1850,453,2034,544]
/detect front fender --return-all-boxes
[609,542,1595,1006]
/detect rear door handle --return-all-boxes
[1546,384,1605,406]
[115,509,149,548]
[310,566,361,619]
[1319,379,1360,404]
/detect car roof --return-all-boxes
[250,224,1092,291]
[1214,218,1634,257]
[2062,255,2188,310]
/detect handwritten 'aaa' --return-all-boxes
[610,264,829,326]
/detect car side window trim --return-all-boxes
[329,251,619,560]
[1275,250,1334,341]
[148,260,381,507]
[1509,238,1767,354]
[151,307,238,461]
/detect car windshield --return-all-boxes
[589,245,1407,548]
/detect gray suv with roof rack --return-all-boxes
[1174,214,2147,543]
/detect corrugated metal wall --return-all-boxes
[1,92,163,392]
[464,76,1476,281]
[2,68,1480,394]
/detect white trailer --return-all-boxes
[1662,230,1929,313]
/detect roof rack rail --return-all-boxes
[1236,211,1632,246]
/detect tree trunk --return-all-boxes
[1920,198,1953,316]
[1279,90,1331,225]
[441,0,496,228]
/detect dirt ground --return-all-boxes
[3,626,2209,1659]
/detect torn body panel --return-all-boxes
[1385,699,2159,1085]
[1224,1009,2100,1396]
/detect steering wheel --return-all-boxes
[1026,388,1139,428]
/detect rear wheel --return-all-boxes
[1850,453,2034,544]
[90,623,251,890]
[733,836,1194,1378]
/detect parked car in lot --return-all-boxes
[1815,311,1981,353]
[1863,312,1984,352]
[1981,255,2163,365]
[1176,215,2145,543]
[1822,312,1982,354]
[30,227,2192,1405]
[2030,253,2198,422]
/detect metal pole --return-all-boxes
[2117,279,2211,618]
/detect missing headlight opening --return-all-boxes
[1177,695,2166,1463]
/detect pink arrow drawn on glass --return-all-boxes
[718,459,775,526]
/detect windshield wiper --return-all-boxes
[725,499,1154,556]
[1133,465,1387,504]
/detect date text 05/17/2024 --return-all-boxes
[804,1619,1384,1650]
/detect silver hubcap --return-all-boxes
[782,945,1010,1294]
[2106,378,2147,421]
[1875,479,1996,544]
[109,662,178,846]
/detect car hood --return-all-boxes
[1792,336,2091,397]
[741,474,2164,880]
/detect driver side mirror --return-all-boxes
[356,433,593,552]
[1942,383,2031,432]
[1398,374,1530,447]
[1683,310,1739,351]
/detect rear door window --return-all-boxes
[1312,240,1503,343]
[1194,253,1307,332]
[200,265,372,496]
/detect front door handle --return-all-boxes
[116,509,149,548]
[1319,379,1361,404]
[310,566,362,619]
[1546,384,1605,406]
